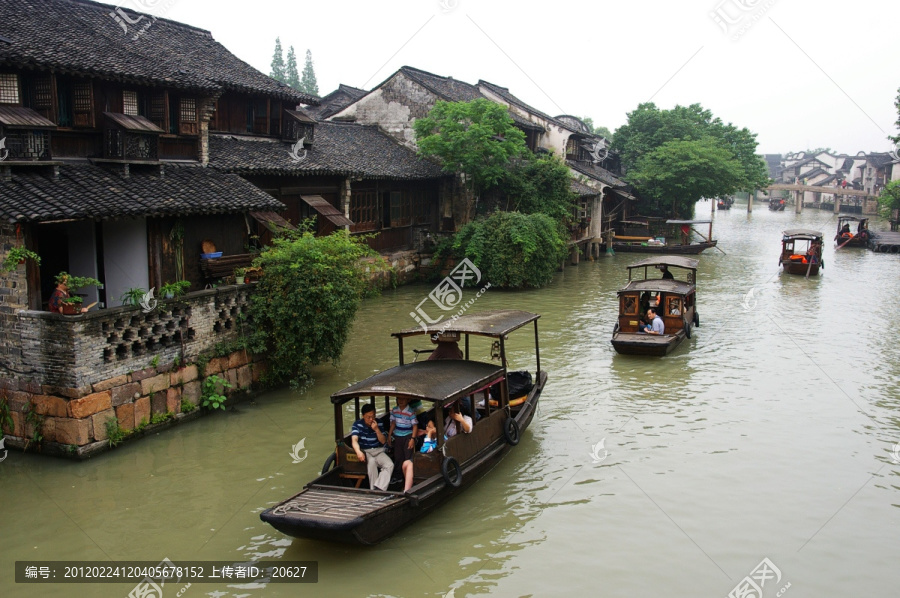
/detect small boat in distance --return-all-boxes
[260,310,546,545]
[779,229,824,276]
[612,219,718,255]
[717,197,734,210]
[834,215,870,248]
[769,197,786,211]
[611,256,700,356]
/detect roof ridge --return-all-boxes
[53,0,215,36]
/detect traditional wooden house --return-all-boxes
[0,0,330,456]
[328,66,631,256]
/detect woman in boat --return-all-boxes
[444,402,472,438]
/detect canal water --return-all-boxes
[2,202,899,597]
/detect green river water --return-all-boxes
[2,201,899,597]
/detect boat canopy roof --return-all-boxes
[331,360,504,404]
[393,309,540,339]
[837,215,868,222]
[665,219,712,225]
[783,229,823,239]
[620,280,695,294]
[626,256,699,270]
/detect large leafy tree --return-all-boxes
[878,179,900,219]
[414,98,527,209]
[300,49,319,96]
[613,102,769,217]
[627,137,746,216]
[579,116,612,138]
[269,37,285,83]
[285,46,300,90]
[498,153,578,222]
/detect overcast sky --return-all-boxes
[148,0,897,155]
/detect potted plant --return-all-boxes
[2,247,41,272]
[160,280,191,299]
[234,268,246,284]
[54,272,102,315]
[120,287,148,306]
[60,296,83,315]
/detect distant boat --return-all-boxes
[779,229,824,276]
[611,256,700,356]
[611,219,718,255]
[769,198,786,211]
[834,215,870,248]
[717,197,734,210]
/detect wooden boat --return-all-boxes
[769,198,786,211]
[834,215,870,248]
[260,310,546,545]
[779,229,824,276]
[717,197,734,210]
[611,256,699,356]
[612,219,718,255]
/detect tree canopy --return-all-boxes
[269,37,285,83]
[579,116,612,138]
[285,46,300,90]
[612,102,769,217]
[300,49,319,96]
[498,153,578,222]
[414,98,528,198]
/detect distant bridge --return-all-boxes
[766,183,874,198]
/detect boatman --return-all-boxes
[351,404,394,491]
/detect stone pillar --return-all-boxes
[341,177,352,231]
[795,190,802,214]
[570,245,579,265]
[834,194,841,214]
[748,191,754,213]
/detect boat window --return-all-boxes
[666,297,682,316]
[622,294,638,316]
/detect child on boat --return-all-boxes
[389,396,418,492]
[420,419,437,453]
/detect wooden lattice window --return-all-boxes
[123,90,139,116]
[389,191,410,227]
[411,187,432,224]
[350,189,378,232]
[178,97,197,135]
[150,91,166,129]
[73,81,93,127]
[621,294,638,316]
[0,73,20,104]
[29,76,53,111]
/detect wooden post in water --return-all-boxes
[834,193,841,214]
[795,189,802,214]
[748,191,754,213]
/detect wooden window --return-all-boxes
[123,90,139,116]
[621,294,638,316]
[73,81,93,127]
[0,73,20,104]
[179,97,197,135]
[150,91,166,130]
[350,189,378,232]
[28,76,53,112]
[666,296,682,317]
[389,191,410,227]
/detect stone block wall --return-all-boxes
[0,347,267,458]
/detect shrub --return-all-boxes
[450,211,567,288]
[248,229,377,386]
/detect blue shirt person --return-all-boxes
[351,404,394,491]
[642,308,665,335]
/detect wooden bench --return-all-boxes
[199,253,255,281]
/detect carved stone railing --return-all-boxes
[13,285,254,390]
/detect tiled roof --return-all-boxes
[309,84,368,120]
[867,152,894,168]
[396,67,544,131]
[0,0,317,104]
[209,121,447,180]
[567,160,626,188]
[478,80,567,130]
[800,167,828,179]
[0,163,285,223]
[570,179,600,196]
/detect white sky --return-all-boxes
[151,0,898,155]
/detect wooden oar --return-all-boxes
[83,301,98,311]
[835,234,855,250]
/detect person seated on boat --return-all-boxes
[658,264,674,280]
[389,396,418,490]
[640,309,665,335]
[806,241,821,263]
[427,334,463,361]
[444,401,473,439]
[840,223,851,236]
[640,291,651,315]
[420,419,437,453]
[351,404,393,492]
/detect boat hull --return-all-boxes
[260,372,546,545]
[612,240,717,255]
[611,331,685,356]
[781,262,821,275]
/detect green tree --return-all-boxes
[580,116,612,138]
[286,46,300,90]
[248,229,377,386]
[269,37,285,83]
[892,86,900,146]
[878,179,900,219]
[498,153,578,222]
[414,99,527,211]
[450,211,566,289]
[613,102,769,217]
[300,49,319,96]
[627,137,746,217]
